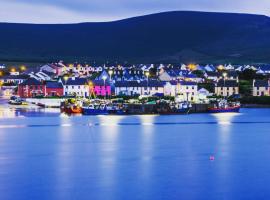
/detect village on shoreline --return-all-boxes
[0,62,270,108]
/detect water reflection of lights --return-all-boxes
[212,112,241,125]
[138,115,158,126]
[97,115,125,126]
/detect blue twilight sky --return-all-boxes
[0,0,269,23]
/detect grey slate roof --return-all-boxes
[254,80,269,87]
[217,80,238,87]
[20,78,42,86]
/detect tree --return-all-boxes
[239,69,264,80]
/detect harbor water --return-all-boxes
[1,101,270,199]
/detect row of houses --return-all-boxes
[15,76,243,102]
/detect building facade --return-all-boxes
[252,80,270,96]
[215,79,239,97]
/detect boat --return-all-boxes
[82,104,109,115]
[60,98,82,114]
[174,102,192,114]
[8,96,27,105]
[208,100,240,113]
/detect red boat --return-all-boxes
[208,105,240,113]
[60,99,83,114]
[208,100,240,113]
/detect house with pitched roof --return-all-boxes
[164,81,198,101]
[92,80,111,97]
[63,77,89,97]
[45,81,64,97]
[18,78,45,98]
[115,80,164,96]
[252,80,270,96]
[215,79,239,97]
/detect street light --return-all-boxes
[20,65,26,71]
[109,70,113,81]
[88,81,94,99]
[108,70,113,99]
[222,72,227,96]
[10,68,16,73]
[63,76,69,96]
[102,75,107,99]
[145,72,150,98]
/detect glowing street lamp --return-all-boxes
[222,72,227,94]
[217,65,224,71]
[145,71,150,96]
[102,76,107,99]
[20,65,26,71]
[108,70,113,81]
[88,81,94,98]
[10,68,16,73]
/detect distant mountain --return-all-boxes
[1,11,270,64]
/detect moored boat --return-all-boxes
[60,98,82,114]
[208,100,240,113]
[82,104,109,115]
[8,96,28,105]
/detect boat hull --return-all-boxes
[82,108,109,115]
[208,106,240,113]
[61,106,82,114]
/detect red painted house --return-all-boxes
[45,81,63,96]
[18,78,45,98]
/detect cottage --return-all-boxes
[64,77,89,97]
[115,80,164,96]
[177,81,198,102]
[215,79,239,97]
[92,80,111,97]
[252,80,270,96]
[45,81,64,97]
[18,78,45,98]
[164,81,198,101]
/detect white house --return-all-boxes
[164,81,198,102]
[197,88,211,102]
[115,80,164,96]
[63,77,89,97]
[252,79,270,96]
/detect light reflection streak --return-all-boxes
[138,115,156,180]
[212,113,241,126]
[97,115,124,190]
[54,116,73,199]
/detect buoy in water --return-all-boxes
[209,155,215,161]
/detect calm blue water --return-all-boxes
[0,105,270,200]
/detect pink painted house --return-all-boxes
[92,80,111,96]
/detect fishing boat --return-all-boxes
[60,99,82,114]
[174,102,192,114]
[8,96,28,105]
[208,100,240,113]
[82,104,109,115]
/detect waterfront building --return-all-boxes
[45,81,64,97]
[18,78,45,98]
[177,81,198,102]
[215,79,239,97]
[63,77,89,97]
[252,79,270,96]
[92,80,111,97]
[164,81,198,101]
[115,80,164,96]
